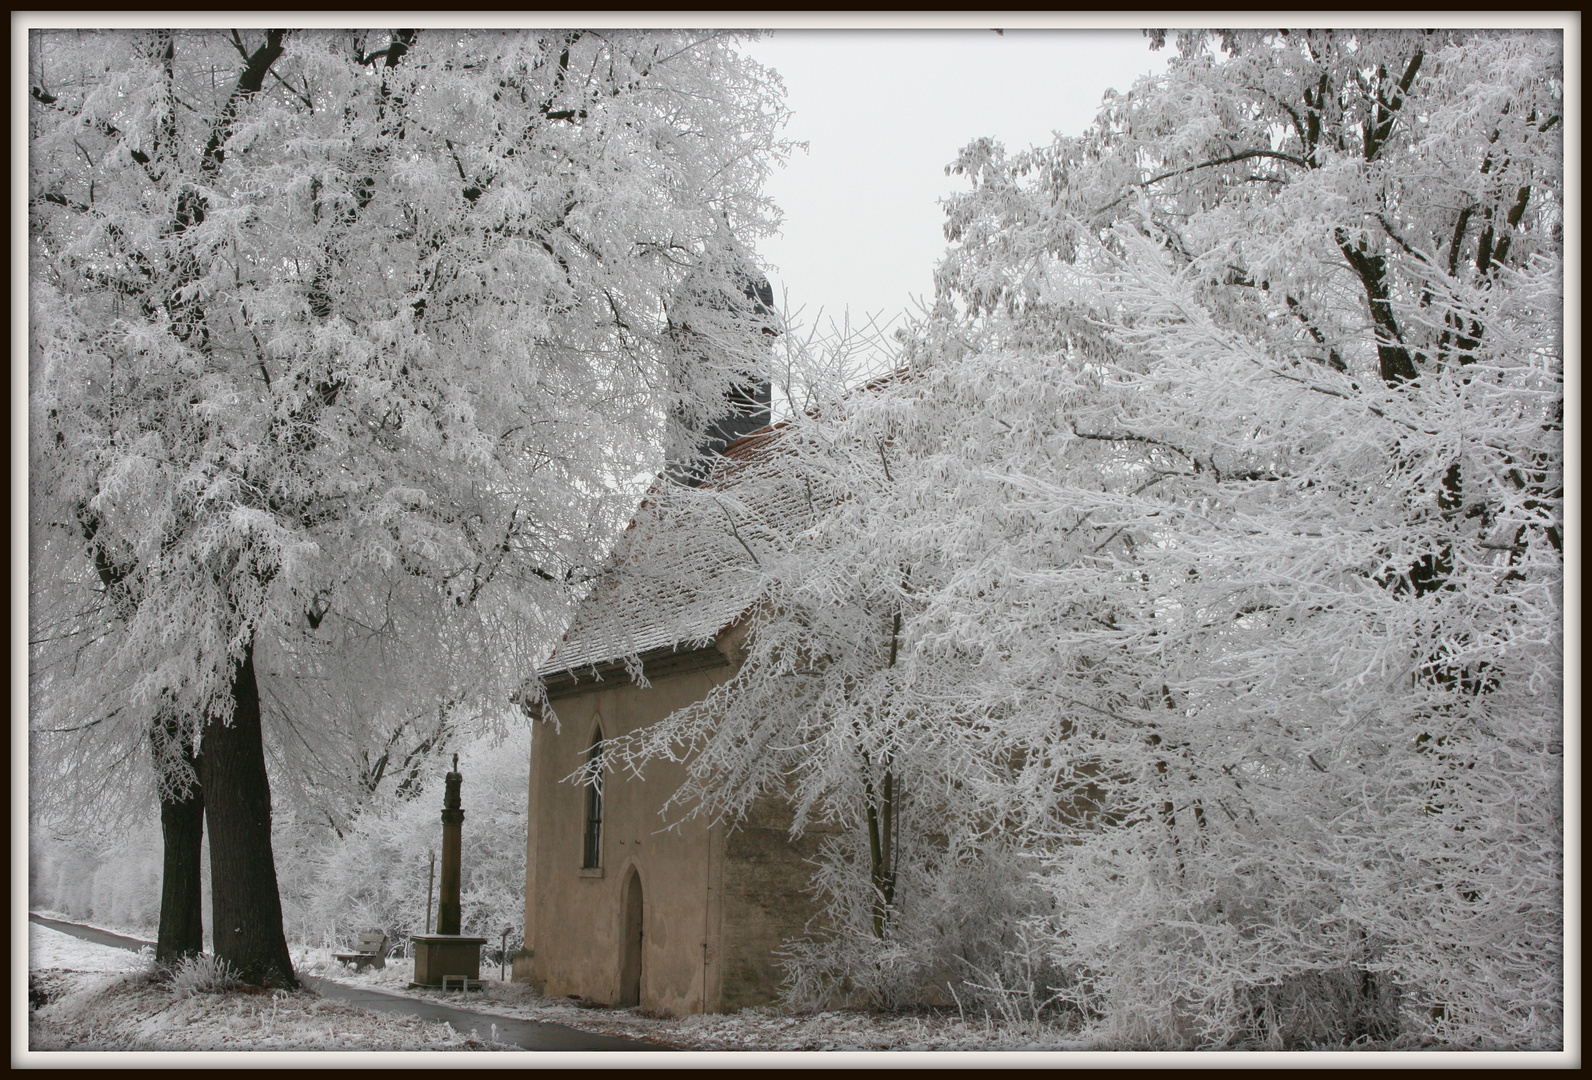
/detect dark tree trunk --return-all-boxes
[198,642,297,988]
[152,713,205,966]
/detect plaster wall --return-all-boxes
[522,624,831,1014]
[522,663,728,1017]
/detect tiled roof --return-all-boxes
[539,428,804,679]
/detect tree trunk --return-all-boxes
[152,713,205,966]
[198,641,297,988]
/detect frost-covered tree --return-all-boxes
[29,27,787,985]
[290,728,533,954]
[612,29,1563,1046]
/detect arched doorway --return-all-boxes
[619,868,643,1008]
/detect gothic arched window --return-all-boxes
[582,728,604,869]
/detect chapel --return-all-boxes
[511,241,827,1015]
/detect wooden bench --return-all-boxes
[333,932,389,972]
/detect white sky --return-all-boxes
[737,29,1171,337]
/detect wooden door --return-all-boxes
[619,868,643,1007]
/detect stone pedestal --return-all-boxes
[413,758,484,986]
[411,934,488,986]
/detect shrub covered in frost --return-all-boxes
[168,953,243,996]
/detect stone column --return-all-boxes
[437,754,463,936]
[411,753,486,988]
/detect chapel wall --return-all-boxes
[716,794,835,1010]
[522,667,730,1017]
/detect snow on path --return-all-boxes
[307,955,1081,1052]
[31,914,1078,1053]
[27,916,656,1053]
[29,909,157,944]
[29,922,148,973]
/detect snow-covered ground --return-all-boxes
[29,921,151,973]
[29,924,1496,1061]
[29,909,157,945]
[30,925,1074,1055]
[27,924,512,1052]
[302,947,1082,1052]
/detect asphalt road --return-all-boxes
[28,912,663,1052]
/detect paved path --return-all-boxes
[29,912,153,952]
[29,913,662,1052]
[297,977,657,1051]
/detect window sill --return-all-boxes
[578,867,604,878]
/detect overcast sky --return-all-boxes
[737,29,1171,338]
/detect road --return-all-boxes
[28,912,663,1052]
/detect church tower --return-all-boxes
[665,227,779,486]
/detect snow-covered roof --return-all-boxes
[539,428,802,679]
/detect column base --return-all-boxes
[410,934,488,986]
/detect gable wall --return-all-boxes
[522,622,839,1014]
[521,662,729,1016]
